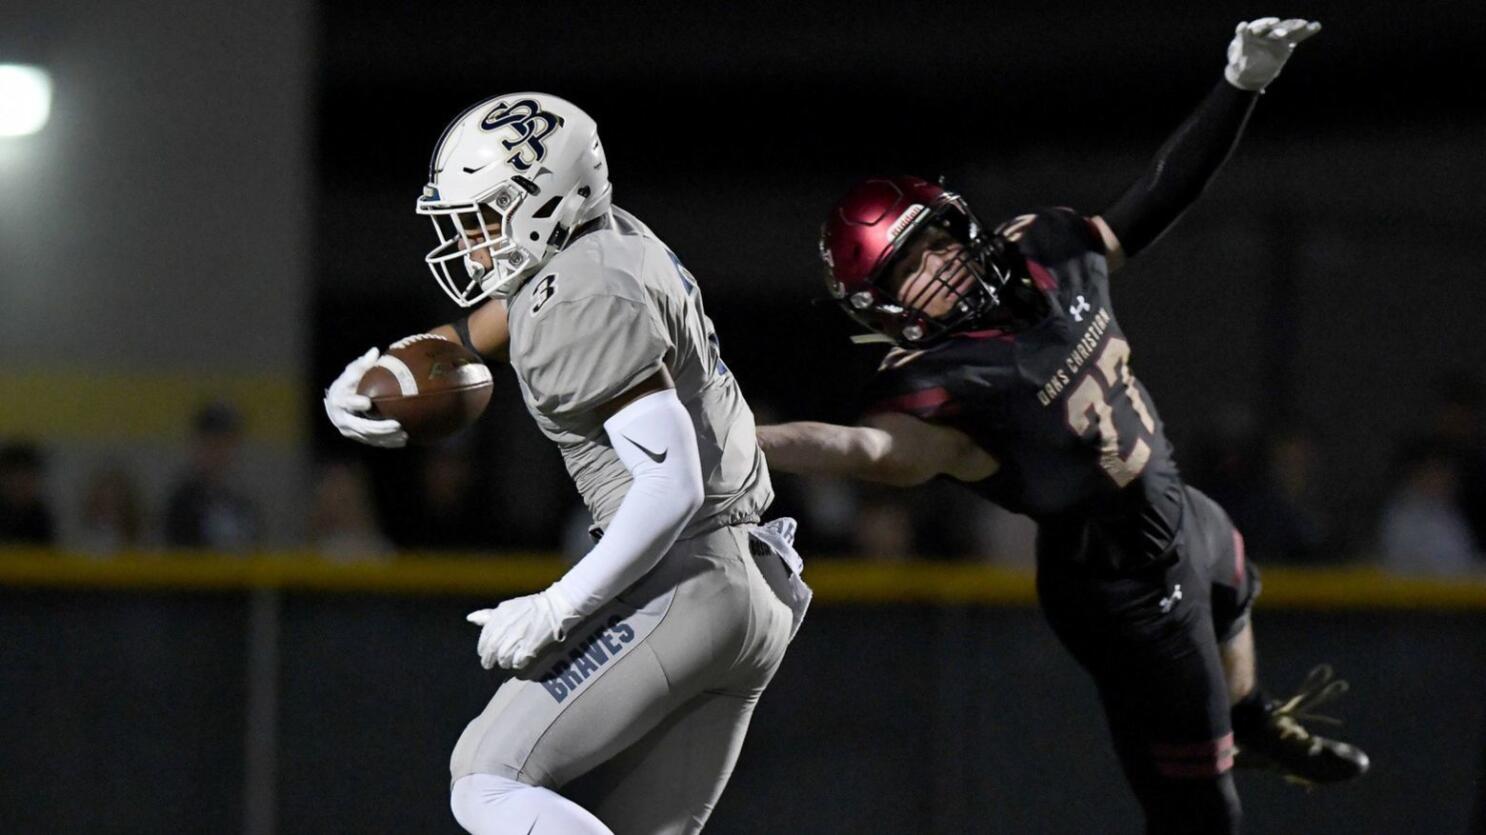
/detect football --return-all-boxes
[356,334,493,443]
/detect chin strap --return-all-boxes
[545,190,597,252]
[462,254,488,281]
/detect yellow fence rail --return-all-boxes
[2,549,1485,610]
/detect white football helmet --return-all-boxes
[417,93,613,306]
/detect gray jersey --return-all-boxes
[506,207,772,538]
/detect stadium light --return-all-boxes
[0,64,53,137]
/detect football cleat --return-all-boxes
[1234,665,1370,787]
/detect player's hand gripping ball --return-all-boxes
[324,348,406,448]
[355,334,493,444]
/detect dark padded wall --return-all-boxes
[4,591,1481,833]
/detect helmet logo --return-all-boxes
[887,204,928,242]
[480,99,564,172]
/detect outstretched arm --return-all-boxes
[758,412,998,487]
[1094,17,1321,268]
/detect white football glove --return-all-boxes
[467,586,583,671]
[323,347,408,448]
[1225,17,1321,92]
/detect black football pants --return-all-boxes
[1037,487,1260,835]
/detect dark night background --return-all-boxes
[314,0,1486,560]
[3,0,1485,832]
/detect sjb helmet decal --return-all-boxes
[479,99,565,172]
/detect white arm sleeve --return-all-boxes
[553,388,705,617]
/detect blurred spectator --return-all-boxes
[909,481,986,559]
[790,476,860,556]
[404,444,488,551]
[76,464,146,555]
[309,460,394,560]
[1379,439,1481,576]
[0,441,56,545]
[1190,415,1332,563]
[968,504,1038,567]
[164,401,262,551]
[1244,427,1332,561]
[1425,372,1486,552]
[853,491,914,561]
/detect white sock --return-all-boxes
[450,773,613,835]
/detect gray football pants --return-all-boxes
[450,524,799,834]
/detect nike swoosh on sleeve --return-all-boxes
[623,436,668,463]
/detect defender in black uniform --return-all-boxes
[760,17,1365,834]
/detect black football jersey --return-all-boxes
[864,208,1185,569]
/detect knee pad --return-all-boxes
[450,774,613,835]
[450,774,523,834]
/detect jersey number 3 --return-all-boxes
[1064,337,1157,487]
[530,274,558,315]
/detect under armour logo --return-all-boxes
[1069,295,1091,322]
[480,99,564,172]
[1159,584,1184,614]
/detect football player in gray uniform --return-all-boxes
[324,93,809,835]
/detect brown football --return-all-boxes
[356,335,493,444]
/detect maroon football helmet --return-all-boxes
[819,176,1011,346]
